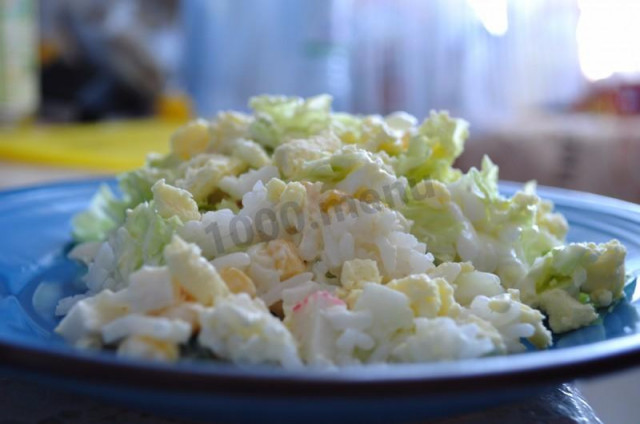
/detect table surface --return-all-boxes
[0,377,604,423]
[1,160,639,424]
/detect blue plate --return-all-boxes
[0,179,640,424]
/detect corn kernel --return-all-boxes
[220,267,257,297]
[266,178,287,203]
[320,190,347,212]
[266,240,306,280]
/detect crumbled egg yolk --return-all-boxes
[170,119,211,160]
[320,190,348,212]
[164,236,230,306]
[410,180,450,207]
[266,240,307,280]
[435,277,461,317]
[336,259,381,308]
[338,130,358,145]
[219,267,257,297]
[387,274,442,318]
[176,285,197,302]
[378,138,406,155]
[340,259,381,289]
[150,302,204,332]
[280,182,307,206]
[117,335,180,361]
[152,179,201,222]
[266,178,287,203]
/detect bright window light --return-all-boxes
[467,0,509,37]
[577,0,640,81]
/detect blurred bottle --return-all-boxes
[0,0,38,124]
[294,0,353,111]
[181,0,353,117]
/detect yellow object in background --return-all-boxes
[155,91,193,123]
[0,119,178,172]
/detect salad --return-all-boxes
[55,95,626,368]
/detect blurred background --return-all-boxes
[2,1,640,422]
[2,0,640,202]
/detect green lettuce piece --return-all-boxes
[521,181,569,260]
[272,133,342,180]
[302,146,375,182]
[209,111,253,153]
[296,145,396,188]
[109,201,182,288]
[72,158,180,242]
[349,116,404,155]
[394,111,468,183]
[519,240,625,333]
[400,180,467,263]
[174,153,246,205]
[120,167,170,207]
[249,95,332,149]
[330,112,363,144]
[230,138,271,169]
[402,158,567,288]
[508,240,626,332]
[329,112,421,157]
[448,158,566,265]
[521,240,626,305]
[448,158,565,261]
[71,184,128,243]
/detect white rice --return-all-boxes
[218,166,279,200]
[210,252,251,270]
[469,293,535,353]
[55,294,89,316]
[260,272,314,307]
[312,199,434,280]
[392,317,496,362]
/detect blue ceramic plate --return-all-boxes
[0,179,639,424]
